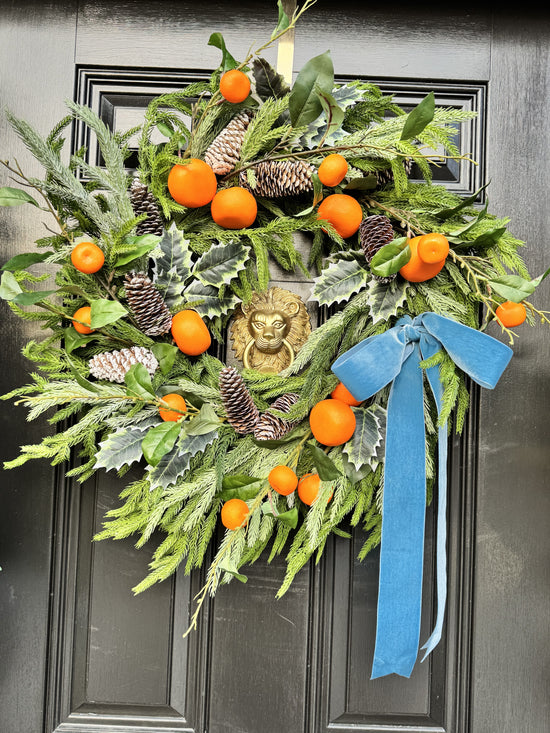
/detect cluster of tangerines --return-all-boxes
[220,380,361,531]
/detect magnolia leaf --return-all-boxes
[295,173,324,216]
[221,474,262,500]
[2,251,51,271]
[90,299,127,328]
[219,558,248,583]
[263,504,299,528]
[311,259,369,307]
[0,271,22,300]
[344,175,378,192]
[343,405,386,471]
[366,278,410,324]
[147,429,218,490]
[184,280,241,318]
[307,440,341,480]
[252,57,290,100]
[370,237,410,277]
[315,83,345,141]
[531,265,550,288]
[467,226,507,249]
[142,421,182,467]
[208,32,238,72]
[96,426,148,472]
[435,182,490,220]
[186,403,220,435]
[400,91,435,140]
[488,275,538,303]
[0,186,39,207]
[271,0,290,39]
[193,240,249,288]
[66,355,100,393]
[289,51,334,127]
[124,362,156,399]
[115,235,160,267]
[153,224,193,308]
[63,327,95,354]
[12,289,57,305]
[151,343,179,375]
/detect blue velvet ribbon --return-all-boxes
[331,312,512,679]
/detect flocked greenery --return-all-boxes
[1,0,549,632]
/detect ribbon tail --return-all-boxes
[371,344,426,680]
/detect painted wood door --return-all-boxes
[1,2,548,732]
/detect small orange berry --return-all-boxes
[399,236,446,282]
[268,465,298,496]
[171,309,211,356]
[167,159,217,208]
[330,382,362,406]
[211,187,257,229]
[309,398,356,447]
[317,153,348,187]
[495,300,527,327]
[70,241,105,274]
[317,194,363,239]
[72,305,94,335]
[417,232,450,264]
[219,69,251,103]
[158,393,187,422]
[221,498,250,530]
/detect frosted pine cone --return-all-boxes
[124,271,172,336]
[239,159,314,198]
[204,110,254,175]
[253,393,300,442]
[129,178,164,236]
[88,346,159,383]
[219,366,260,435]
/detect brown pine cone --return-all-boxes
[359,214,396,284]
[124,271,172,336]
[253,393,300,442]
[219,366,260,435]
[129,178,164,236]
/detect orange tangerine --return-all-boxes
[297,473,333,506]
[317,153,348,187]
[221,498,250,530]
[417,232,450,264]
[399,236,446,282]
[167,159,217,208]
[219,69,251,103]
[70,241,105,274]
[171,310,211,356]
[331,382,362,406]
[71,305,94,335]
[268,465,298,496]
[211,187,257,229]
[309,398,356,447]
[158,393,187,422]
[317,194,363,239]
[495,300,527,327]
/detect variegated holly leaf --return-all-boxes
[96,426,150,472]
[184,280,241,319]
[297,82,364,149]
[310,258,369,307]
[152,223,193,308]
[365,277,409,324]
[192,240,250,288]
[343,404,386,471]
[147,428,218,490]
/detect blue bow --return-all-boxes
[332,312,512,679]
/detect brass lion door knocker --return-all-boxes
[230,286,312,373]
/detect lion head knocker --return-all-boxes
[230,286,312,373]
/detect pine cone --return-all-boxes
[219,366,260,435]
[375,158,413,188]
[124,271,172,336]
[253,393,300,442]
[129,178,164,236]
[239,159,314,198]
[359,214,396,284]
[204,110,254,175]
[88,346,159,383]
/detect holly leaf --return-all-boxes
[147,429,218,490]
[90,299,127,328]
[151,343,179,375]
[208,32,238,72]
[252,57,290,100]
[307,441,341,480]
[0,186,39,207]
[153,223,193,308]
[124,362,156,399]
[400,91,435,140]
[184,280,240,319]
[95,426,150,471]
[311,259,369,307]
[289,51,334,127]
[192,240,250,288]
[142,421,182,467]
[369,237,410,277]
[315,83,345,141]
[343,405,386,471]
[365,278,410,324]
[2,251,51,271]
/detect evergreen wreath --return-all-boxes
[1,0,549,662]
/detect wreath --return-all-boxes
[1,1,548,678]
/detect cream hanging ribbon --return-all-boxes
[276,1,296,83]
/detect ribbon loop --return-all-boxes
[332,312,512,679]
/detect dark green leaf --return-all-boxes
[0,271,22,300]
[115,241,159,267]
[142,422,182,467]
[220,476,262,502]
[208,32,238,72]
[186,403,220,436]
[90,299,127,328]
[488,275,537,303]
[252,57,290,100]
[222,474,260,490]
[219,558,248,583]
[0,186,39,207]
[467,226,507,249]
[12,289,57,305]
[66,355,100,393]
[295,172,324,216]
[151,343,179,375]
[263,505,299,529]
[288,51,334,127]
[57,284,90,298]
[2,251,51,271]
[435,182,490,220]
[271,0,290,39]
[400,91,435,141]
[124,362,156,399]
[370,237,410,277]
[307,441,341,480]
[343,175,378,192]
[63,327,95,354]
